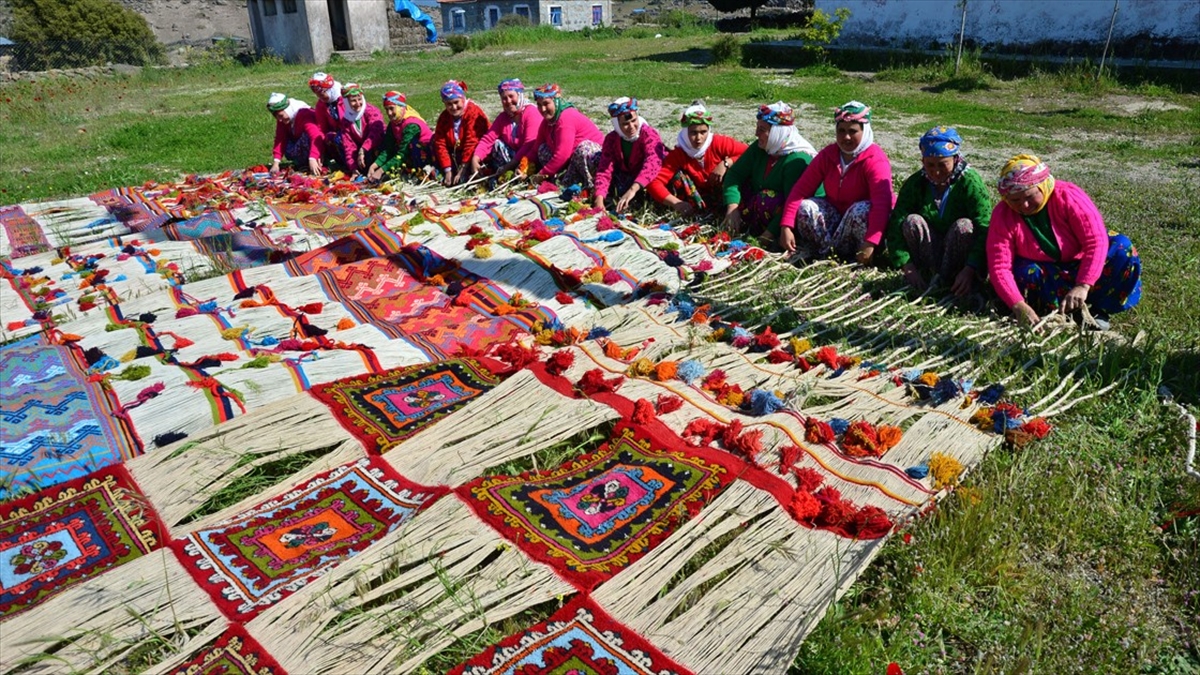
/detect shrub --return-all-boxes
[446,33,470,54]
[788,6,850,63]
[10,0,164,70]
[710,34,741,66]
[497,13,531,28]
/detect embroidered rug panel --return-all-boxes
[166,624,288,675]
[282,225,406,277]
[0,344,135,499]
[268,203,376,239]
[458,423,736,591]
[310,358,506,454]
[0,465,165,619]
[0,205,52,258]
[449,595,694,675]
[172,456,445,621]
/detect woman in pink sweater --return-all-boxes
[338,83,386,176]
[516,83,605,189]
[987,154,1141,327]
[780,101,895,262]
[308,71,348,168]
[267,93,324,175]
[470,78,542,178]
[593,97,666,212]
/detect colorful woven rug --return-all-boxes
[310,357,508,454]
[0,205,52,258]
[172,456,445,620]
[1,343,138,499]
[449,595,694,675]
[166,624,288,675]
[268,202,377,239]
[458,422,738,591]
[0,465,164,619]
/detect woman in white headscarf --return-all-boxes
[721,101,818,247]
[648,101,748,217]
[266,93,324,175]
[592,97,667,212]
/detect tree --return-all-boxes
[10,0,164,70]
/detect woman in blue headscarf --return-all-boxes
[885,125,993,295]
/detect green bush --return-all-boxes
[496,13,531,28]
[446,33,470,54]
[787,6,850,63]
[10,0,164,70]
[710,34,741,66]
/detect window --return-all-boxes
[262,0,277,16]
[282,0,297,12]
[514,4,531,18]
[485,5,501,28]
[549,5,562,26]
[592,3,603,25]
[451,8,466,31]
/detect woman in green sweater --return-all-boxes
[886,126,992,295]
[721,102,819,247]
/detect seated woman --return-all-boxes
[515,83,605,189]
[337,83,385,177]
[780,101,894,262]
[367,91,434,182]
[721,101,818,245]
[469,78,542,178]
[886,126,992,295]
[647,102,748,217]
[987,154,1141,326]
[308,71,348,167]
[593,97,666,212]
[267,93,324,175]
[432,80,490,187]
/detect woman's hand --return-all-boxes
[367,164,384,182]
[356,149,366,172]
[442,169,457,187]
[670,199,695,217]
[270,159,281,174]
[779,226,797,255]
[615,184,639,213]
[1061,284,1090,314]
[529,173,548,184]
[307,158,324,175]
[593,194,606,210]
[723,205,742,233]
[711,157,732,183]
[856,244,876,265]
[950,266,976,297]
[1013,301,1040,328]
[902,263,927,292]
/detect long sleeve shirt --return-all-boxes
[432,100,490,172]
[375,116,433,172]
[722,143,816,234]
[515,107,604,178]
[272,108,324,161]
[780,143,895,246]
[647,133,748,203]
[886,165,993,269]
[473,105,542,162]
[594,122,667,198]
[338,104,386,174]
[985,180,1109,309]
[314,97,348,157]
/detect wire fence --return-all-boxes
[0,38,165,74]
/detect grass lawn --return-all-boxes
[1,30,1198,674]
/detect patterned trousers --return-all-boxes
[1012,233,1142,317]
[793,198,872,259]
[537,140,602,188]
[902,215,976,279]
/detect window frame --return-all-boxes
[591,3,603,25]
[282,0,298,13]
[549,5,563,26]
[450,8,467,31]
[513,3,531,18]
[262,0,278,17]
[485,4,501,28]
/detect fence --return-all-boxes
[0,38,165,74]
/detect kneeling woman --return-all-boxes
[593,97,666,212]
[432,80,490,187]
[267,93,324,175]
[338,83,385,177]
[722,101,818,243]
[886,126,992,295]
[987,154,1141,326]
[470,78,542,178]
[647,102,748,217]
[367,91,433,182]
[515,83,605,189]
[780,101,894,262]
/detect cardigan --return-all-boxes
[646,134,748,203]
[473,105,542,162]
[432,101,491,172]
[272,108,324,161]
[886,165,993,269]
[593,122,667,198]
[338,104,386,173]
[985,180,1109,309]
[780,143,896,246]
[375,116,433,172]
[722,143,815,234]
[514,107,605,178]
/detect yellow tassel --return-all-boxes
[917,372,940,387]
[627,357,655,377]
[929,452,965,490]
[221,326,248,340]
[534,329,555,346]
[474,244,493,259]
[336,317,355,330]
[582,270,604,284]
[789,337,811,355]
[720,390,745,407]
[120,349,138,363]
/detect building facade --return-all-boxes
[439,0,610,34]
[247,0,393,64]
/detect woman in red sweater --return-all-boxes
[647,102,748,217]
[431,80,490,187]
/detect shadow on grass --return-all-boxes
[634,48,713,67]
[921,76,994,93]
[1162,345,1200,406]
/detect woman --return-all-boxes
[647,101,748,217]
[886,126,992,295]
[367,91,434,182]
[593,97,666,212]
[267,92,324,175]
[722,101,818,245]
[470,78,542,178]
[987,154,1141,326]
[431,80,490,187]
[780,101,895,262]
[308,71,348,167]
[515,83,605,189]
[337,83,386,177]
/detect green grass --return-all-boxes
[1,34,1198,674]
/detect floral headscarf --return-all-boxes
[680,102,713,128]
[834,100,874,157]
[919,125,962,157]
[998,154,1055,211]
[497,78,530,111]
[440,80,467,102]
[266,92,309,125]
[533,83,572,123]
[382,91,424,124]
[757,102,816,157]
[677,101,714,159]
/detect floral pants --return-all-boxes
[537,140,602,188]
[1013,232,1142,316]
[793,198,872,260]
[902,215,976,279]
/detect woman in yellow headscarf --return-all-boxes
[986,154,1141,327]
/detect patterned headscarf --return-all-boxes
[607,97,638,118]
[308,71,334,92]
[533,83,561,100]
[919,126,962,157]
[266,92,289,113]
[440,80,467,102]
[382,91,407,107]
[343,83,366,124]
[998,154,1056,209]
[680,102,713,128]
[757,101,795,126]
[267,93,309,125]
[834,100,874,158]
[343,82,364,98]
[498,78,525,94]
